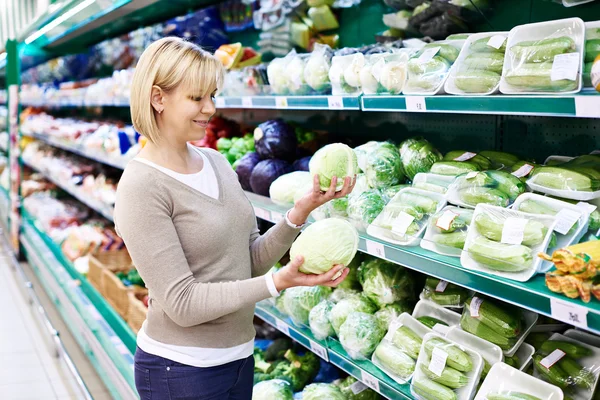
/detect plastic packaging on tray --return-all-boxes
[367,188,447,246]
[512,342,535,371]
[421,206,475,257]
[564,329,600,348]
[461,204,557,282]
[527,154,600,201]
[360,50,414,95]
[412,173,456,194]
[372,312,430,384]
[419,277,470,308]
[460,295,539,357]
[512,193,590,272]
[446,170,527,209]
[403,40,465,95]
[338,312,386,360]
[347,188,387,231]
[412,299,462,327]
[445,32,509,95]
[329,53,365,95]
[304,44,333,94]
[532,333,600,400]
[500,18,585,94]
[410,332,483,400]
[475,362,564,400]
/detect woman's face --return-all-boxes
[159,84,217,143]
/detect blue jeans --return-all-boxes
[134,347,255,400]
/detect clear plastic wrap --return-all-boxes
[309,299,335,340]
[329,53,365,95]
[532,333,600,399]
[283,286,332,326]
[412,173,455,194]
[267,56,292,95]
[410,332,483,400]
[285,51,311,95]
[446,170,526,209]
[399,137,443,182]
[358,258,415,307]
[420,277,470,307]
[304,43,333,94]
[363,142,405,189]
[329,293,378,336]
[445,32,508,95]
[367,188,447,246]
[375,301,415,329]
[459,295,538,357]
[500,18,585,94]
[421,206,474,257]
[338,312,386,360]
[360,51,414,95]
[584,22,600,88]
[412,299,462,327]
[461,204,556,282]
[347,189,387,231]
[404,40,465,95]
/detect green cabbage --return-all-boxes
[338,376,380,400]
[354,142,379,173]
[309,143,358,191]
[328,196,349,218]
[329,288,360,303]
[347,189,386,229]
[284,286,332,325]
[302,383,346,400]
[336,253,363,291]
[374,301,414,329]
[269,171,312,204]
[290,218,359,274]
[398,137,442,181]
[309,300,334,340]
[330,294,377,335]
[364,142,405,189]
[252,379,294,400]
[359,258,414,307]
[339,312,386,359]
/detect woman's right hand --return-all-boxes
[272,256,350,292]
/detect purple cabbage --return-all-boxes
[235,152,261,191]
[254,119,298,161]
[250,159,293,196]
[293,156,312,172]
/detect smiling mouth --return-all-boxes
[193,120,209,128]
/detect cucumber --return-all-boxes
[397,191,439,214]
[374,340,416,379]
[460,312,518,350]
[471,36,507,53]
[479,151,521,169]
[506,62,579,92]
[431,161,480,176]
[585,39,600,63]
[432,231,467,250]
[557,356,595,389]
[417,316,449,329]
[412,377,457,400]
[420,363,469,389]
[516,199,558,216]
[392,326,422,359]
[425,289,469,306]
[424,337,473,372]
[486,393,542,400]
[485,170,526,200]
[533,354,571,389]
[504,354,520,368]
[530,166,599,192]
[540,340,593,358]
[438,215,468,233]
[425,277,455,290]
[417,43,460,63]
[444,151,492,170]
[455,69,501,93]
[481,359,491,380]
[458,187,510,208]
[468,236,533,272]
[462,53,505,73]
[464,296,523,338]
[510,37,576,63]
[474,212,548,247]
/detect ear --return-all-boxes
[150,85,164,114]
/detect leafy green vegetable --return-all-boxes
[309,300,335,340]
[399,137,442,181]
[339,312,386,359]
[302,383,346,400]
[364,142,405,189]
[359,258,414,307]
[347,189,386,228]
[330,294,377,335]
[338,376,380,400]
[284,286,332,325]
[375,301,414,329]
[252,379,294,400]
[269,171,312,204]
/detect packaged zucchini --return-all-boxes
[412,173,455,194]
[421,206,474,258]
[446,170,526,209]
[477,362,564,400]
[446,32,508,95]
[461,204,556,282]
[500,18,585,94]
[420,276,470,308]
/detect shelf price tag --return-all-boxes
[215,97,225,107]
[276,319,291,336]
[575,96,600,118]
[405,96,427,112]
[241,97,253,107]
[349,381,368,394]
[253,206,272,222]
[275,97,288,108]
[365,240,385,259]
[310,341,329,361]
[554,208,582,235]
[361,371,380,393]
[328,96,344,109]
[540,349,566,369]
[551,297,588,329]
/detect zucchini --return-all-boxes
[397,191,439,214]
[437,215,468,233]
[424,289,469,306]
[460,312,518,350]
[530,166,599,192]
[525,332,551,351]
[471,36,507,53]
[458,187,510,208]
[392,326,423,359]
[540,340,593,358]
[374,340,416,379]
[474,213,548,247]
[532,354,571,389]
[506,62,578,92]
[417,316,449,329]
[504,354,520,368]
[408,56,450,75]
[557,356,594,389]
[462,53,505,73]
[485,170,526,200]
[455,69,501,93]
[486,393,542,400]
[479,151,521,169]
[468,236,533,272]
[431,161,480,176]
[416,43,460,63]
[424,337,473,372]
[412,377,457,400]
[585,39,600,63]
[584,61,593,87]
[516,199,557,216]
[420,363,469,389]
[432,231,467,250]
[425,277,455,290]
[444,151,492,170]
[386,203,425,220]
[464,296,523,338]
[510,37,576,63]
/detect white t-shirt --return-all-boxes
[131,145,280,367]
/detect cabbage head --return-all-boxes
[252,379,294,400]
[339,312,385,359]
[290,218,359,274]
[381,184,410,202]
[269,171,312,204]
[364,142,404,189]
[330,293,377,335]
[374,301,414,329]
[347,189,386,229]
[359,258,414,307]
[302,383,346,400]
[336,252,363,291]
[309,143,358,191]
[309,300,334,340]
[329,287,360,303]
[398,137,442,181]
[284,286,332,326]
[354,142,379,173]
[275,290,288,316]
[328,196,349,218]
[338,376,380,400]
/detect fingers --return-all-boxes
[287,255,304,273]
[312,174,321,193]
[322,267,350,287]
[337,176,353,197]
[325,176,338,198]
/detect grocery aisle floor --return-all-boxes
[0,235,113,399]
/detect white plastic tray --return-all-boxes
[475,362,564,400]
[564,0,596,7]
[367,188,447,247]
[445,32,509,96]
[513,342,535,371]
[412,299,462,327]
[564,328,600,348]
[412,172,456,194]
[421,206,474,258]
[411,332,483,400]
[512,193,590,272]
[447,326,504,370]
[461,204,557,282]
[500,17,585,95]
[526,180,600,201]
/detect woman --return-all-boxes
[114,37,355,399]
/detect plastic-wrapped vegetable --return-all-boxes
[375,301,415,328]
[423,206,474,257]
[335,253,363,291]
[304,44,333,93]
[404,41,461,94]
[374,340,416,381]
[398,137,443,180]
[354,142,379,173]
[447,170,526,208]
[347,189,386,230]
[339,312,386,359]
[309,300,335,340]
[267,57,292,95]
[285,52,311,95]
[330,287,360,303]
[302,383,346,400]
[364,142,405,189]
[421,277,469,307]
[528,154,600,198]
[284,286,332,325]
[329,53,365,95]
[360,54,387,95]
[330,293,377,335]
[269,171,312,204]
[252,380,294,400]
[443,150,492,170]
[338,376,380,400]
[358,258,414,307]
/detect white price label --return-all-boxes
[276,319,290,335]
[487,35,506,50]
[551,53,580,82]
[436,280,449,293]
[253,207,272,221]
[418,47,441,63]
[405,96,427,112]
[554,208,582,235]
[551,297,588,329]
[215,97,225,107]
[501,217,529,245]
[470,296,484,318]
[275,97,288,108]
[361,371,380,393]
[392,211,415,235]
[366,240,385,258]
[429,347,448,377]
[466,171,480,180]
[577,202,597,216]
[271,211,284,224]
[454,152,477,162]
[512,163,534,178]
[384,317,403,342]
[242,97,253,107]
[310,341,329,361]
[327,96,344,109]
[350,381,368,394]
[575,96,600,118]
[540,349,566,369]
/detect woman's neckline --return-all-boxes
[134,144,206,176]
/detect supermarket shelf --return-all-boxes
[255,302,412,399]
[20,216,137,399]
[0,185,9,243]
[21,158,115,222]
[245,191,600,334]
[215,95,361,110]
[21,99,130,108]
[21,131,128,170]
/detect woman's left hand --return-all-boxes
[287,174,356,226]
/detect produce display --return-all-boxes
[422,206,474,257]
[421,277,469,308]
[404,41,463,94]
[447,170,526,208]
[527,155,600,200]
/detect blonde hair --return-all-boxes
[130,37,224,143]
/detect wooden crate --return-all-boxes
[128,286,149,334]
[88,250,134,319]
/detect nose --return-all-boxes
[201,96,216,116]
